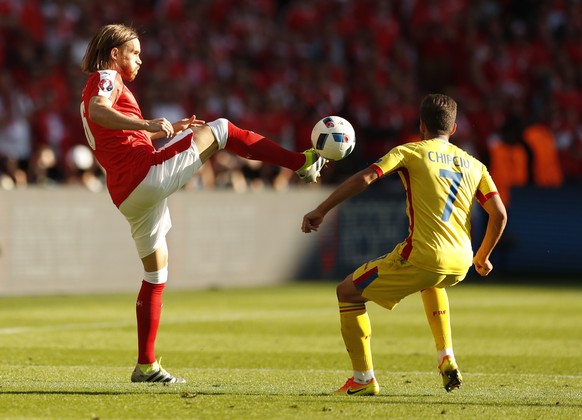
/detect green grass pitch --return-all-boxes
[1,281,581,419]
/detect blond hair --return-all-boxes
[81,24,138,73]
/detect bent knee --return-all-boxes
[206,118,229,149]
[191,125,220,162]
[336,275,366,303]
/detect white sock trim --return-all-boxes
[143,266,168,284]
[353,370,375,384]
[437,349,455,364]
[207,118,229,150]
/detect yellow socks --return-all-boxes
[421,287,456,363]
[339,302,374,377]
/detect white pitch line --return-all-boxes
[0,321,134,334]
[0,309,333,335]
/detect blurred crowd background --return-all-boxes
[0,0,581,203]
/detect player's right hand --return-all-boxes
[473,256,493,276]
[146,118,174,137]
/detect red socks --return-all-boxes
[224,121,305,171]
[136,280,165,364]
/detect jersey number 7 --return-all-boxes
[439,169,463,222]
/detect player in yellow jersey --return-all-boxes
[302,94,507,395]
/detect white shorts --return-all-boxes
[118,129,202,259]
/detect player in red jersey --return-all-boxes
[80,24,326,383]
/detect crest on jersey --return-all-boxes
[98,78,114,93]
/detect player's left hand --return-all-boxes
[187,114,206,127]
[173,115,206,133]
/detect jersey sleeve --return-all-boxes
[370,145,409,177]
[96,70,122,104]
[475,165,499,206]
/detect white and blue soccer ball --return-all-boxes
[311,116,356,161]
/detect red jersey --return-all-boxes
[81,71,202,207]
[81,70,159,207]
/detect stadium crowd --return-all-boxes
[0,0,581,198]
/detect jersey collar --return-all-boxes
[434,136,449,143]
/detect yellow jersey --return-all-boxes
[372,137,499,275]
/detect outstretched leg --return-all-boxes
[206,119,326,182]
[421,287,462,391]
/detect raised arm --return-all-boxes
[473,194,508,276]
[302,167,380,233]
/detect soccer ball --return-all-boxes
[311,116,356,161]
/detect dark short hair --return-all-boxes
[420,94,457,135]
[81,24,138,73]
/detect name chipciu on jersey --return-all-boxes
[427,151,471,169]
